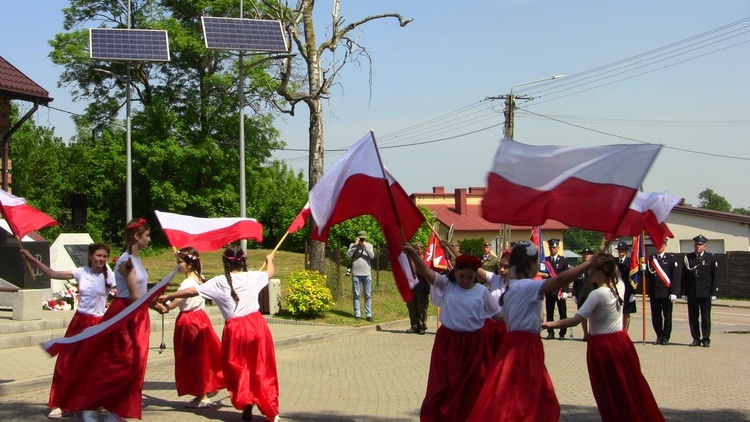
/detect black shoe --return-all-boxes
[558,334,565,340]
[689,340,701,347]
[702,339,710,347]
[355,316,361,321]
[417,328,426,335]
[366,317,373,322]
[242,405,254,421]
[654,337,662,345]
[661,338,669,346]
[545,332,555,340]
[405,327,417,334]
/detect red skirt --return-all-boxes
[420,325,493,422]
[174,309,226,397]
[222,312,279,419]
[50,298,151,419]
[468,331,559,422]
[587,330,665,422]
[48,311,103,408]
[482,318,507,356]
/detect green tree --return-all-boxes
[563,228,603,254]
[46,0,291,244]
[266,0,413,273]
[732,207,750,216]
[697,188,732,213]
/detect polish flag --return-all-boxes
[628,234,645,289]
[288,202,311,233]
[155,210,263,252]
[309,131,425,302]
[609,191,680,247]
[424,232,450,271]
[482,139,661,235]
[0,190,57,238]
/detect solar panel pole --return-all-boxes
[125,0,133,223]
[239,0,247,252]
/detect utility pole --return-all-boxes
[487,75,566,250]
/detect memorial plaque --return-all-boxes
[64,244,90,268]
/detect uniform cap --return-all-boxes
[547,238,560,248]
[412,241,424,249]
[357,231,367,239]
[616,241,629,250]
[483,241,492,247]
[693,235,707,244]
[582,248,593,255]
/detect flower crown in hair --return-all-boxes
[125,218,147,230]
[177,251,197,262]
[223,254,246,262]
[454,254,482,270]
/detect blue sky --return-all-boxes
[4,1,750,209]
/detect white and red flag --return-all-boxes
[287,202,311,234]
[309,131,425,302]
[609,191,680,247]
[424,232,450,271]
[482,139,661,236]
[155,210,263,252]
[0,190,57,238]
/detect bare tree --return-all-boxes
[268,0,412,272]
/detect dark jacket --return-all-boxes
[680,252,718,298]
[646,253,677,298]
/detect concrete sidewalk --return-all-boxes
[0,306,360,398]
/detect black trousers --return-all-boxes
[545,293,567,336]
[687,297,712,341]
[650,298,673,340]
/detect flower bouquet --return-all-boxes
[42,283,78,311]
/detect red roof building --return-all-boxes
[412,186,570,254]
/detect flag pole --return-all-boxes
[14,235,37,281]
[370,131,406,243]
[258,230,291,271]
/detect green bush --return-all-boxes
[284,269,335,318]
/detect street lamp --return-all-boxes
[504,74,566,140]
[93,68,133,223]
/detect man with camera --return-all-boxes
[347,230,375,321]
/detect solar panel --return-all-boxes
[202,17,288,52]
[89,28,171,62]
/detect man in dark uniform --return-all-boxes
[646,238,678,345]
[680,234,719,347]
[544,238,570,340]
[405,242,430,335]
[572,248,596,341]
[481,240,499,275]
[615,241,637,331]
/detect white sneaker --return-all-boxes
[81,410,100,422]
[185,397,212,408]
[47,408,63,419]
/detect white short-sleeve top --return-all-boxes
[177,277,205,312]
[430,272,500,332]
[502,278,544,333]
[72,266,116,316]
[113,252,148,298]
[196,271,269,320]
[575,280,625,335]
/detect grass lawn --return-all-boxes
[140,246,436,326]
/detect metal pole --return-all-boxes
[239,0,247,252]
[125,1,133,223]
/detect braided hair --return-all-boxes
[87,242,112,288]
[594,254,624,309]
[222,245,247,303]
[500,242,539,306]
[177,246,205,282]
[123,218,149,254]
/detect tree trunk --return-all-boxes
[307,96,326,273]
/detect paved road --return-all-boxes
[1,300,749,421]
